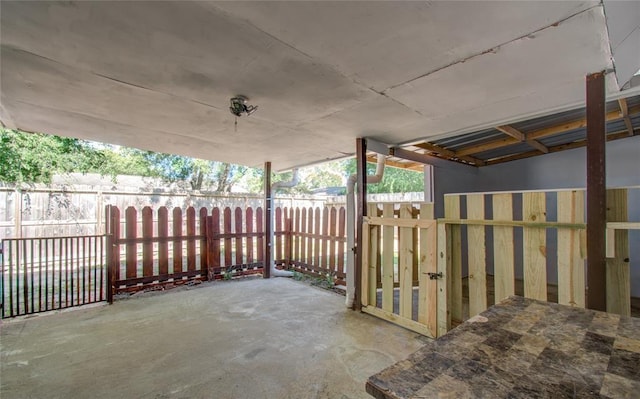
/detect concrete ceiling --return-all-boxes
[0,1,630,170]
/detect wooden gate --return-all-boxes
[360,203,438,338]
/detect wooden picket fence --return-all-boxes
[288,206,347,283]
[105,204,347,298]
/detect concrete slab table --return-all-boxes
[366,296,640,398]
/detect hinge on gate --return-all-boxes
[427,272,442,280]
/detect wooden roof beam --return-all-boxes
[496,125,549,154]
[485,129,630,166]
[618,98,635,137]
[413,142,486,166]
[366,155,424,172]
[456,104,640,157]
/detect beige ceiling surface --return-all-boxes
[0,1,620,170]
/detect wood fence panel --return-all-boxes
[173,207,183,274]
[606,189,630,316]
[158,207,168,275]
[444,196,462,322]
[337,207,346,278]
[224,207,232,267]
[199,207,208,274]
[187,207,196,272]
[381,203,394,312]
[211,208,221,268]
[367,203,379,306]
[557,190,585,308]
[329,208,337,274]
[293,208,300,265]
[275,207,282,262]
[300,208,307,266]
[235,207,243,266]
[142,207,153,277]
[246,207,254,264]
[493,194,515,303]
[313,208,321,267]
[418,203,436,335]
[284,207,291,264]
[111,206,121,282]
[467,194,487,317]
[306,208,313,266]
[523,192,547,301]
[322,207,329,270]
[399,204,413,319]
[256,207,263,263]
[125,207,137,279]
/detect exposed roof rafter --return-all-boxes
[618,98,635,137]
[455,104,640,157]
[413,142,486,166]
[496,125,549,154]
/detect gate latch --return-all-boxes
[427,272,443,280]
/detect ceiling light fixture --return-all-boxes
[229,95,258,117]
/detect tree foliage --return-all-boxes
[1,128,424,194]
[341,159,423,194]
[0,128,108,183]
[133,151,249,191]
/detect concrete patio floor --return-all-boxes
[1,277,427,399]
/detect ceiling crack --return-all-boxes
[382,3,603,93]
[4,46,224,112]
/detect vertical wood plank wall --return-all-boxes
[493,194,515,302]
[606,189,630,316]
[444,196,463,323]
[466,194,487,317]
[557,190,585,308]
[439,187,634,325]
[523,192,547,301]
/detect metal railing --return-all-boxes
[1,235,107,318]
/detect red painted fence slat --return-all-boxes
[322,207,329,270]
[199,207,208,274]
[125,207,137,279]
[173,207,183,274]
[211,208,221,269]
[158,207,169,275]
[224,207,232,267]
[187,207,196,272]
[235,207,243,266]
[256,207,263,262]
[142,207,153,277]
[275,207,282,262]
[246,207,254,263]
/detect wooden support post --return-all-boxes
[355,138,367,311]
[105,205,114,304]
[586,71,606,311]
[263,162,272,279]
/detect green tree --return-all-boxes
[131,150,250,192]
[341,159,423,193]
[0,128,108,183]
